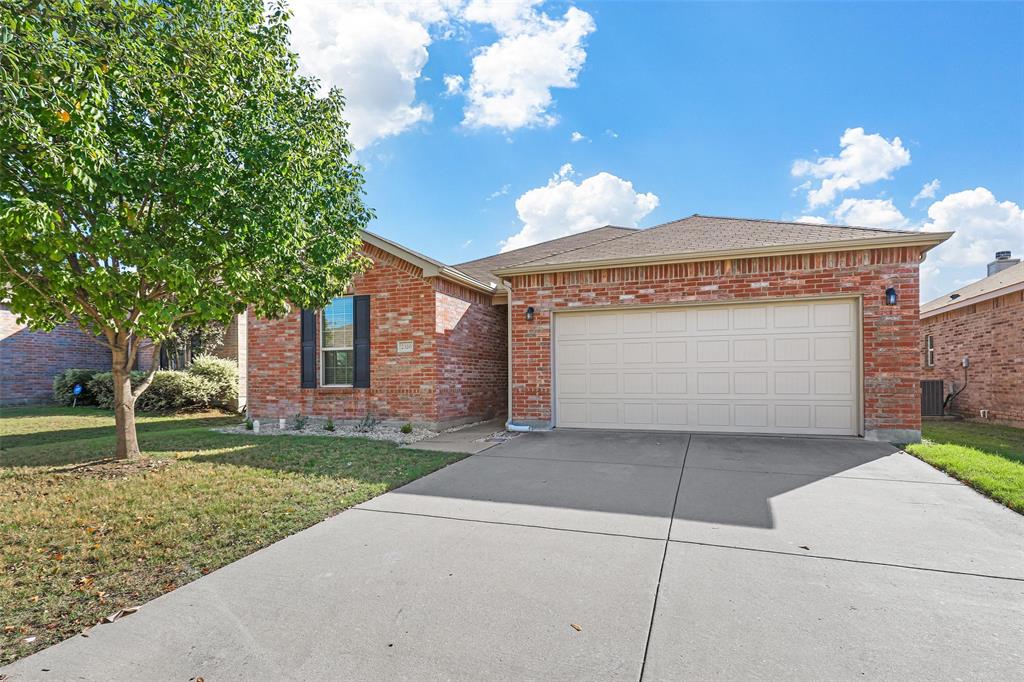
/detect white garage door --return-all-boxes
[554,299,860,436]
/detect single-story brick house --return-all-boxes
[921,252,1023,426]
[247,215,951,442]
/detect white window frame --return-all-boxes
[925,335,935,367]
[320,296,354,387]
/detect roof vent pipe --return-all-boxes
[988,251,1020,276]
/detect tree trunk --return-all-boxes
[112,346,141,460]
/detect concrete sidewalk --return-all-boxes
[404,418,510,454]
[5,431,1023,681]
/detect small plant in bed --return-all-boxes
[354,415,379,432]
[324,416,335,432]
[292,413,308,430]
[401,423,413,434]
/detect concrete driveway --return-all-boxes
[5,431,1023,681]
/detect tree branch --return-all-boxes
[131,340,161,400]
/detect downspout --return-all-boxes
[502,279,531,432]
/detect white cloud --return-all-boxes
[792,127,911,208]
[794,215,828,225]
[459,1,595,130]
[570,131,586,143]
[486,183,511,200]
[831,198,909,229]
[288,1,458,149]
[604,128,619,139]
[500,165,659,252]
[919,187,1024,266]
[443,74,465,95]
[911,178,941,207]
[461,239,473,248]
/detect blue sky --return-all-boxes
[288,1,1023,300]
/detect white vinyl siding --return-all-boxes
[554,299,860,436]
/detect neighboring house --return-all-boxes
[0,304,109,405]
[247,215,950,442]
[921,253,1024,427]
[1,305,247,408]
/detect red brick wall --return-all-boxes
[247,245,506,426]
[921,289,1024,426]
[507,247,924,437]
[1,305,110,405]
[434,280,507,423]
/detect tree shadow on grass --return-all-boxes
[178,433,464,485]
[1,409,239,450]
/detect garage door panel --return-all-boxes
[773,305,810,328]
[588,314,618,335]
[622,342,652,363]
[623,402,654,425]
[655,310,687,333]
[733,338,768,362]
[697,340,730,363]
[734,372,768,395]
[656,373,687,394]
[774,337,810,362]
[815,336,851,361]
[813,301,853,327]
[622,312,653,334]
[589,344,618,364]
[554,300,859,435]
[696,308,729,331]
[622,373,654,394]
[589,402,619,424]
[733,306,768,329]
[558,372,588,395]
[589,373,618,394]
[656,341,687,363]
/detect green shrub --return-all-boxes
[245,417,254,431]
[400,423,413,434]
[187,355,238,409]
[292,413,308,430]
[52,368,103,405]
[87,371,147,409]
[324,416,335,432]
[88,370,215,412]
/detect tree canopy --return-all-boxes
[0,0,372,457]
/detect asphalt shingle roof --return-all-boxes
[453,226,636,285]
[921,261,1024,316]
[496,214,923,272]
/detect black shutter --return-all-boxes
[353,295,370,388]
[300,309,316,388]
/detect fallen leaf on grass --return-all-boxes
[570,623,582,632]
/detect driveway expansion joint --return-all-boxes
[351,507,666,543]
[474,452,683,469]
[638,434,691,682]
[680,463,964,485]
[667,539,1024,582]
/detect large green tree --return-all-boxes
[0,0,371,458]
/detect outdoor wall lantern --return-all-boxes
[884,287,897,306]
[525,306,535,321]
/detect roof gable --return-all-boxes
[921,261,1024,317]
[453,226,636,285]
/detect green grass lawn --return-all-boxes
[0,406,466,665]
[907,420,1024,514]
